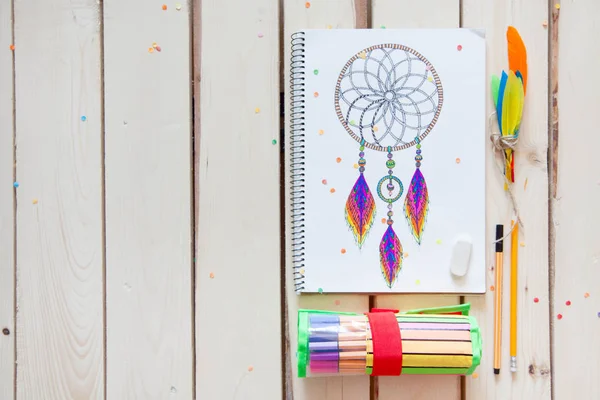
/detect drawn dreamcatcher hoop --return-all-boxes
[334,44,443,288]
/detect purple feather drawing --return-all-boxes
[379,225,403,288]
[345,174,376,248]
[404,168,430,244]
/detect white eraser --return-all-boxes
[450,237,472,277]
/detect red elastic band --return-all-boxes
[367,310,402,376]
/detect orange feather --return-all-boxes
[506,26,528,95]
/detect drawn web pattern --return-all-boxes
[336,45,442,152]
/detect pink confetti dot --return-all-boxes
[334,300,341,306]
[533,297,539,303]
[258,33,264,38]
[457,44,463,51]
[566,300,571,306]
[557,314,563,320]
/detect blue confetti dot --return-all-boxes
[81,116,87,122]
[13,182,19,188]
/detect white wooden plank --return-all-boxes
[0,1,14,397]
[371,1,461,399]
[14,1,104,398]
[552,1,600,398]
[103,1,193,398]
[195,0,281,399]
[463,0,551,398]
[284,1,370,399]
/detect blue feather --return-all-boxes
[496,71,508,133]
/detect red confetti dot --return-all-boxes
[321,179,327,185]
[334,300,341,306]
[557,314,563,320]
[457,44,463,51]
[533,297,539,303]
[566,300,571,306]
[490,285,495,292]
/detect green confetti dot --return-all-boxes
[272,139,277,145]
[349,120,356,126]
[380,25,386,29]
[318,288,323,294]
[313,69,319,75]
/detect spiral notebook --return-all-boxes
[288,29,486,293]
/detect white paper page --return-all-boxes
[296,29,486,293]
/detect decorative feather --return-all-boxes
[379,225,403,288]
[507,26,528,95]
[500,71,525,182]
[345,173,376,248]
[496,71,508,132]
[404,168,429,244]
[491,74,500,108]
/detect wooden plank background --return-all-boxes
[0,0,596,399]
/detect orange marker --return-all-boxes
[493,224,504,375]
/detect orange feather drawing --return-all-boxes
[506,26,528,95]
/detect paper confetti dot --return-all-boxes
[318,129,324,135]
[403,252,409,258]
[299,269,305,275]
[520,242,525,247]
[425,65,431,71]
[326,25,332,29]
[13,182,18,188]
[557,314,563,320]
[455,158,461,164]
[427,76,433,82]
[318,288,323,294]
[585,292,590,298]
[415,279,421,285]
[314,92,319,98]
[162,4,167,10]
[322,179,327,185]
[330,188,335,193]
[534,297,539,303]
[358,51,366,59]
[380,25,386,29]
[566,300,571,306]
[314,69,319,75]
[349,120,356,126]
[381,218,386,224]
[248,366,254,372]
[341,248,346,254]
[32,199,38,204]
[209,272,214,279]
[373,126,379,132]
[457,45,463,51]
[334,300,341,306]
[175,3,182,10]
[353,163,358,169]
[524,177,529,190]
[490,285,495,291]
[436,239,442,245]
[305,1,311,8]
[153,42,158,48]
[472,373,479,379]
[9,44,15,51]
[258,33,264,38]
[542,20,548,28]
[148,47,154,53]
[336,157,342,163]
[597,312,600,318]
[81,116,87,122]
[272,139,277,145]
[555,3,560,9]
[254,107,260,114]
[155,46,162,52]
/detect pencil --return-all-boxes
[510,221,519,372]
[493,224,504,374]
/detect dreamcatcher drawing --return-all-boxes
[334,44,443,288]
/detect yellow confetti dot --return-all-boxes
[427,76,433,82]
[455,158,461,164]
[358,51,366,59]
[330,188,336,193]
[305,1,311,8]
[336,157,342,163]
[148,47,154,53]
[32,199,38,205]
[254,107,260,114]
[520,242,525,247]
[341,248,346,254]
[299,268,305,275]
[490,285,495,291]
[248,366,254,372]
[415,279,421,285]
[326,25,333,29]
[373,126,379,132]
[403,252,409,258]
[322,179,327,185]
[353,163,358,169]
[584,292,590,298]
[524,177,529,191]
[314,92,319,98]
[555,3,560,9]
[436,239,442,245]
[209,272,215,279]
[152,42,158,48]
[318,129,324,135]
[472,373,479,379]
